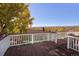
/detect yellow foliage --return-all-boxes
[13,26,20,33]
[22,8,30,17]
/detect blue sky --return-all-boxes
[29,3,79,27]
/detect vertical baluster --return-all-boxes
[26,35,27,43]
[41,34,42,41]
[27,35,29,43]
[14,36,16,45]
[35,34,37,42]
[15,36,17,45]
[25,35,26,43]
[47,33,49,41]
[16,36,17,45]
[26,35,28,43]
[46,33,48,41]
[13,36,15,45]
[19,35,20,44]
[37,34,38,42]
[29,35,30,43]
[17,36,19,45]
[36,34,38,42]
[11,36,13,45]
[16,36,18,45]
[73,38,74,49]
[44,33,46,41]
[67,37,70,49]
[43,34,44,41]
[70,38,72,48]
[33,34,34,42]
[18,36,19,44]
[20,35,23,44]
[22,35,23,43]
[77,39,78,51]
[23,35,27,43]
[12,36,14,45]
[13,36,14,45]
[75,38,77,50]
[41,34,42,42]
[55,34,57,44]
[28,35,29,43]
[39,34,40,42]
[27,35,28,43]
[43,33,44,41]
[31,34,34,44]
[20,35,21,44]
[44,34,46,41]
[40,34,41,42]
[21,35,23,44]
[9,36,11,45]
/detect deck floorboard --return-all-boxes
[4,40,79,56]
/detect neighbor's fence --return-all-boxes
[67,36,79,52]
[10,33,57,46]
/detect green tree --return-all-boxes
[0,3,34,34]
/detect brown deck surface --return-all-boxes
[4,39,79,56]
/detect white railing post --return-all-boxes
[32,34,34,44]
[75,39,77,50]
[54,33,57,44]
[73,38,74,49]
[55,37,57,44]
[47,33,49,41]
[67,37,70,49]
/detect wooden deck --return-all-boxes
[4,39,79,56]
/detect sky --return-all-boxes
[29,3,79,27]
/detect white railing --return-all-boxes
[0,33,57,55]
[67,36,79,52]
[10,34,32,46]
[9,33,57,46]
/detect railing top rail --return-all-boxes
[10,32,56,36]
[10,34,33,36]
[67,36,79,39]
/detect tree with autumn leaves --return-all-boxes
[0,3,34,34]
